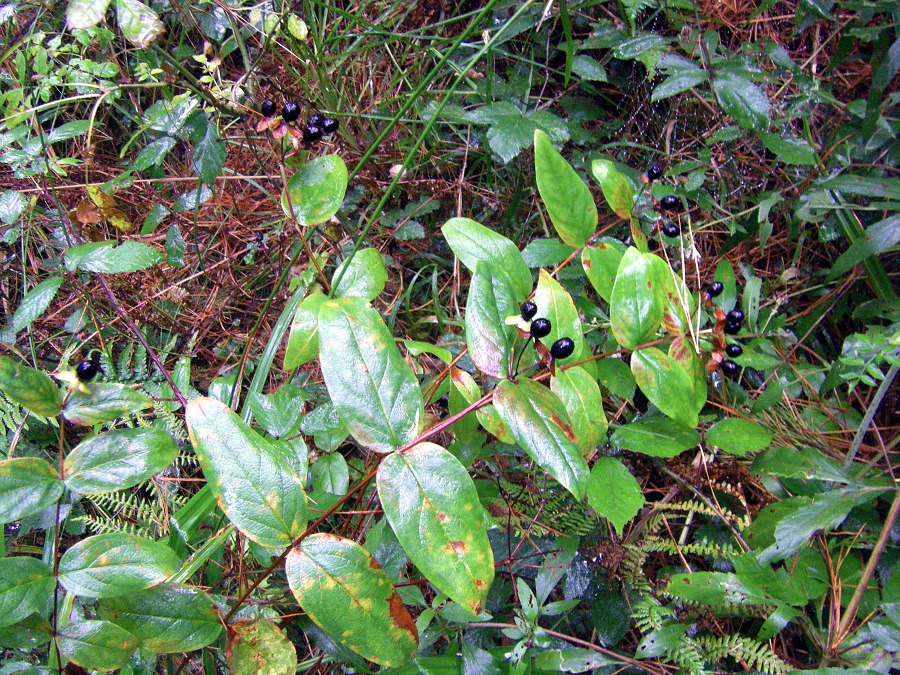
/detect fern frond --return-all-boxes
[695,634,788,675]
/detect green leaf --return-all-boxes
[611,415,699,457]
[651,70,709,101]
[191,116,225,186]
[442,217,532,300]
[0,458,64,523]
[301,402,349,453]
[133,137,176,172]
[318,298,423,453]
[114,0,164,48]
[613,33,668,59]
[56,619,139,671]
[0,557,54,629]
[828,214,900,282]
[378,443,494,616]
[248,384,307,438]
[571,55,607,82]
[465,262,519,379]
[534,269,590,370]
[751,446,852,484]
[186,397,308,548]
[0,189,28,224]
[591,159,633,220]
[820,174,900,200]
[98,583,221,653]
[631,347,698,428]
[586,457,644,536]
[0,357,61,417]
[58,533,180,598]
[582,240,625,303]
[310,453,349,495]
[286,533,418,667]
[464,104,569,165]
[759,132,817,165]
[141,203,170,235]
[66,0,112,29]
[404,340,452,365]
[226,619,297,675]
[531,648,614,672]
[706,418,773,456]
[595,357,635,401]
[609,247,663,349]
[0,613,52,649]
[5,276,62,338]
[62,382,154,425]
[521,237,575,268]
[284,291,327,369]
[551,366,607,455]
[64,241,162,274]
[332,248,387,301]
[172,185,212,212]
[164,223,186,266]
[712,74,770,131]
[493,378,590,499]
[534,129,597,248]
[281,155,348,226]
[63,427,178,495]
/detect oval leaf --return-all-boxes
[63,427,178,495]
[62,383,153,426]
[610,416,699,458]
[377,443,494,616]
[332,248,387,301]
[286,533,418,667]
[226,619,297,675]
[551,366,607,456]
[186,397,308,547]
[631,348,698,429]
[66,0,112,29]
[465,261,519,379]
[706,418,774,456]
[318,298,423,453]
[56,619,139,672]
[0,457,63,523]
[534,129,597,248]
[586,457,644,536]
[115,0,164,48]
[281,155,348,226]
[98,583,221,653]
[0,357,61,418]
[610,247,663,349]
[64,241,162,274]
[582,240,624,303]
[534,269,591,370]
[441,217,532,300]
[59,533,180,598]
[493,379,589,499]
[0,557,54,629]
[712,74,770,131]
[591,159,633,220]
[284,291,327,369]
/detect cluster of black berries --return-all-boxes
[645,164,685,237]
[520,302,574,360]
[259,99,339,142]
[704,283,745,376]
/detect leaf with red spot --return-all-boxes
[493,378,589,499]
[377,443,494,617]
[631,347,698,429]
[286,534,418,667]
[610,247,664,349]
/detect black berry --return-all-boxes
[661,223,680,238]
[659,195,680,211]
[647,164,663,181]
[723,321,741,335]
[707,282,724,297]
[303,124,323,142]
[260,99,277,117]
[550,338,575,360]
[721,360,739,375]
[520,301,538,320]
[321,117,339,134]
[282,102,300,123]
[308,113,324,126]
[725,344,743,358]
[530,318,552,339]
[75,361,99,382]
[726,309,744,323]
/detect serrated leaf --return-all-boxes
[493,378,589,499]
[0,189,27,224]
[582,240,625,303]
[63,382,153,425]
[712,74,770,131]
[186,397,308,547]
[378,443,494,616]
[57,619,139,672]
[442,217,532,299]
[571,55,607,81]
[706,418,773,456]
[587,457,644,536]
[286,533,418,667]
[284,291,327,369]
[0,557,54,629]
[609,247,663,349]
[115,0,164,48]
[281,155,348,226]
[67,0,112,29]
[64,241,162,274]
[98,583,221,653]
[591,159,633,220]
[8,276,62,336]
[611,416,699,457]
[226,619,297,675]
[631,347,698,428]
[465,262,518,379]
[192,117,225,186]
[318,298,423,453]
[63,427,178,494]
[58,533,180,598]
[332,248,387,301]
[551,366,607,455]
[0,457,64,523]
[0,357,61,417]
[534,129,596,248]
